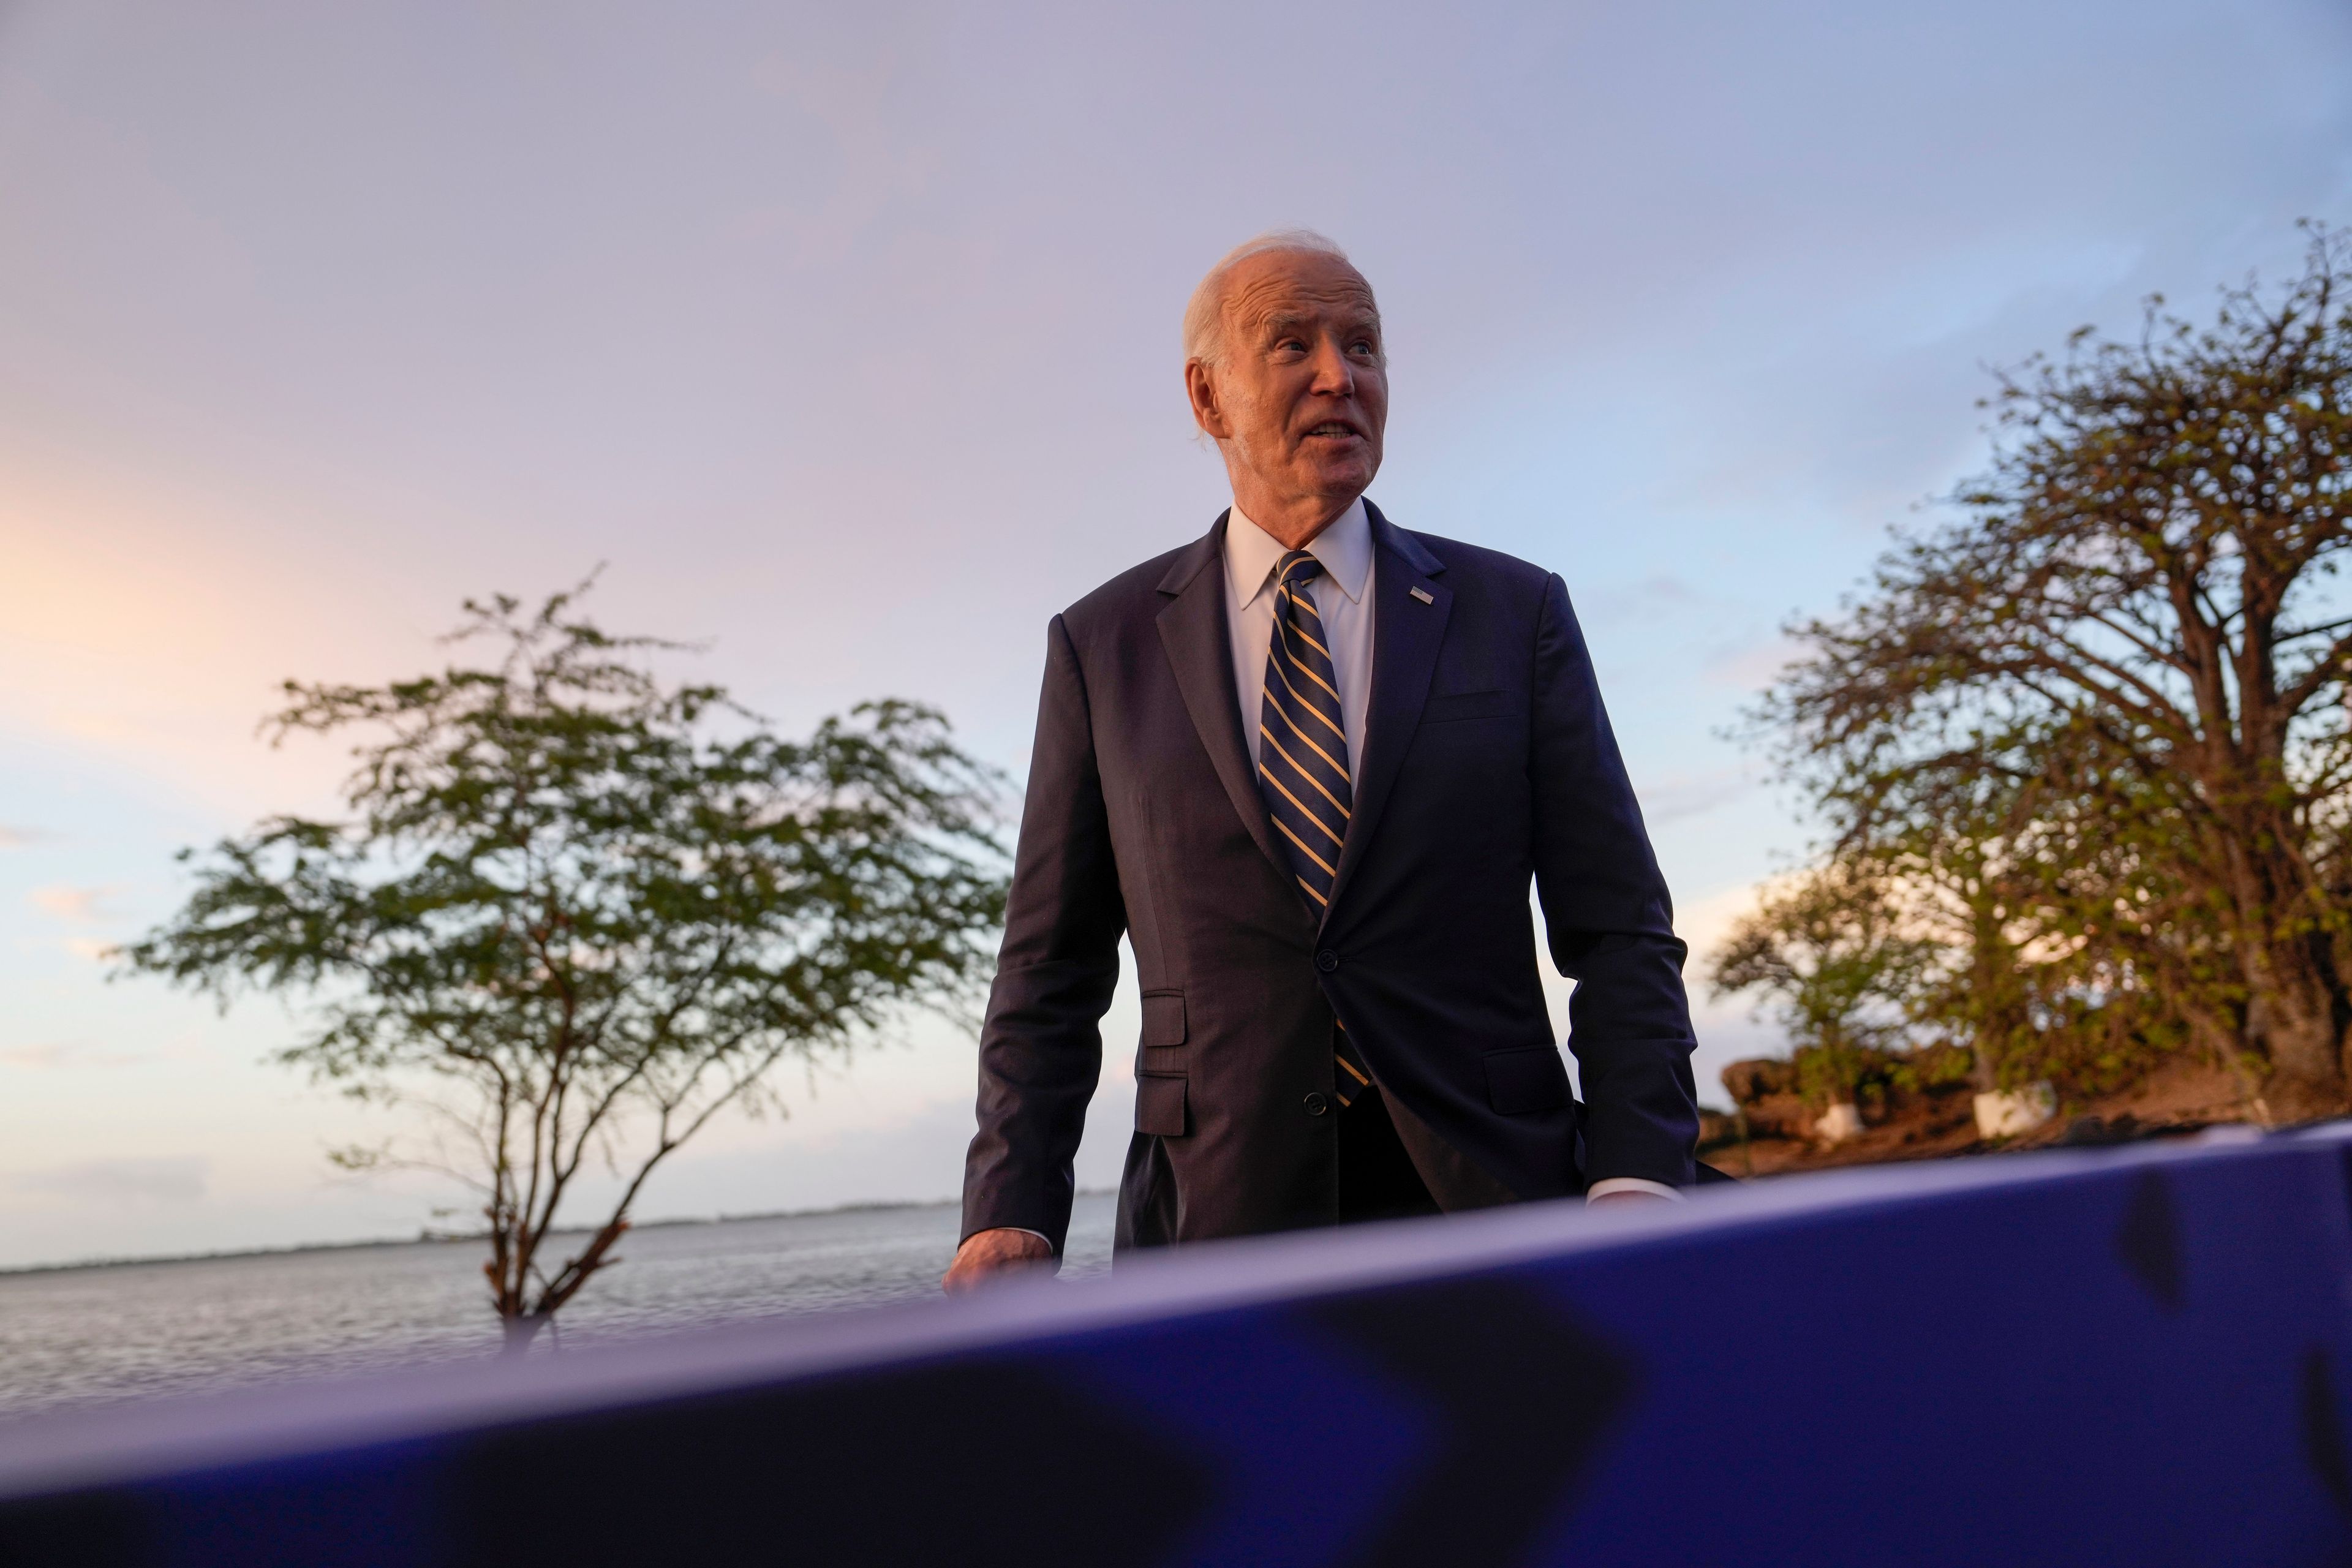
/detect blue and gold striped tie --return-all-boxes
[1256,550,1375,1108]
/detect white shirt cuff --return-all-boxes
[1007,1227,1055,1249]
[1585,1177,1684,1204]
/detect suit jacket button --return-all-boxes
[1303,1091,1330,1116]
[1314,949,1339,973]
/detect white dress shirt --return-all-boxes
[1223,499,1375,783]
[1220,503,1678,1207]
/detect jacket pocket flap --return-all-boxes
[1140,989,1186,1047]
[1135,1072,1188,1136]
[1485,1046,1570,1115]
[1421,690,1517,723]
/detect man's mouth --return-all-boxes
[1303,422,1360,440]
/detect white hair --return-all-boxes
[1181,228,1359,368]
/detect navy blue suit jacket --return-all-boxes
[962,503,1699,1253]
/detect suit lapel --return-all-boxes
[1324,503,1450,927]
[1156,514,1292,888]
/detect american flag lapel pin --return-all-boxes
[1409,585,1434,605]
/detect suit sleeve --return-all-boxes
[959,614,1127,1254]
[1528,572,1700,1188]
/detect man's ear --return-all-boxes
[1185,360,1230,441]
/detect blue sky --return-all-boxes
[2,0,2348,1267]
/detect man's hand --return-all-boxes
[942,1227,1055,1293]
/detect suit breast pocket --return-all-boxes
[1420,690,1518,725]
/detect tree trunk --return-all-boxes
[500,1313,551,1356]
[2217,795,2347,1117]
[2241,943,2346,1118]
[1968,925,2003,1095]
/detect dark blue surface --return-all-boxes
[4,1131,2348,1566]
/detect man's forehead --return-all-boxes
[1223,253,1378,328]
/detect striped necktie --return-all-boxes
[1256,549,1375,1108]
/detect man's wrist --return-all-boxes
[943,1227,1056,1294]
[960,1226,1055,1256]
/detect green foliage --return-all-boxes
[121,583,1008,1333]
[1741,224,2352,1117]
[1708,860,1939,1105]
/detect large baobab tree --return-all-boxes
[1763,226,2352,1115]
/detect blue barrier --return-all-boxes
[4,1128,2350,1566]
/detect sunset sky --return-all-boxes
[3,0,2348,1268]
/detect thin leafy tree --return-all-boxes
[1854,764,2046,1095]
[1709,860,1939,1113]
[123,584,1008,1348]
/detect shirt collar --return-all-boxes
[1225,497,1373,609]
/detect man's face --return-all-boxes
[1189,249,1387,511]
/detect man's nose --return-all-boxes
[1306,337,1355,395]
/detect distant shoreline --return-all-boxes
[0,1189,1123,1279]
[0,1197,967,1279]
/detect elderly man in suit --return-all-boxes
[945,231,1698,1289]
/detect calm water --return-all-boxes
[0,1196,1117,1420]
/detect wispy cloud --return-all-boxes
[28,884,122,924]
[0,825,50,849]
[28,886,126,959]
[1586,574,1705,627]
[12,1156,209,1204]
[1676,876,1799,964]
[1705,635,1806,694]
[1639,769,1752,826]
[1635,574,1696,604]
[0,1040,143,1069]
